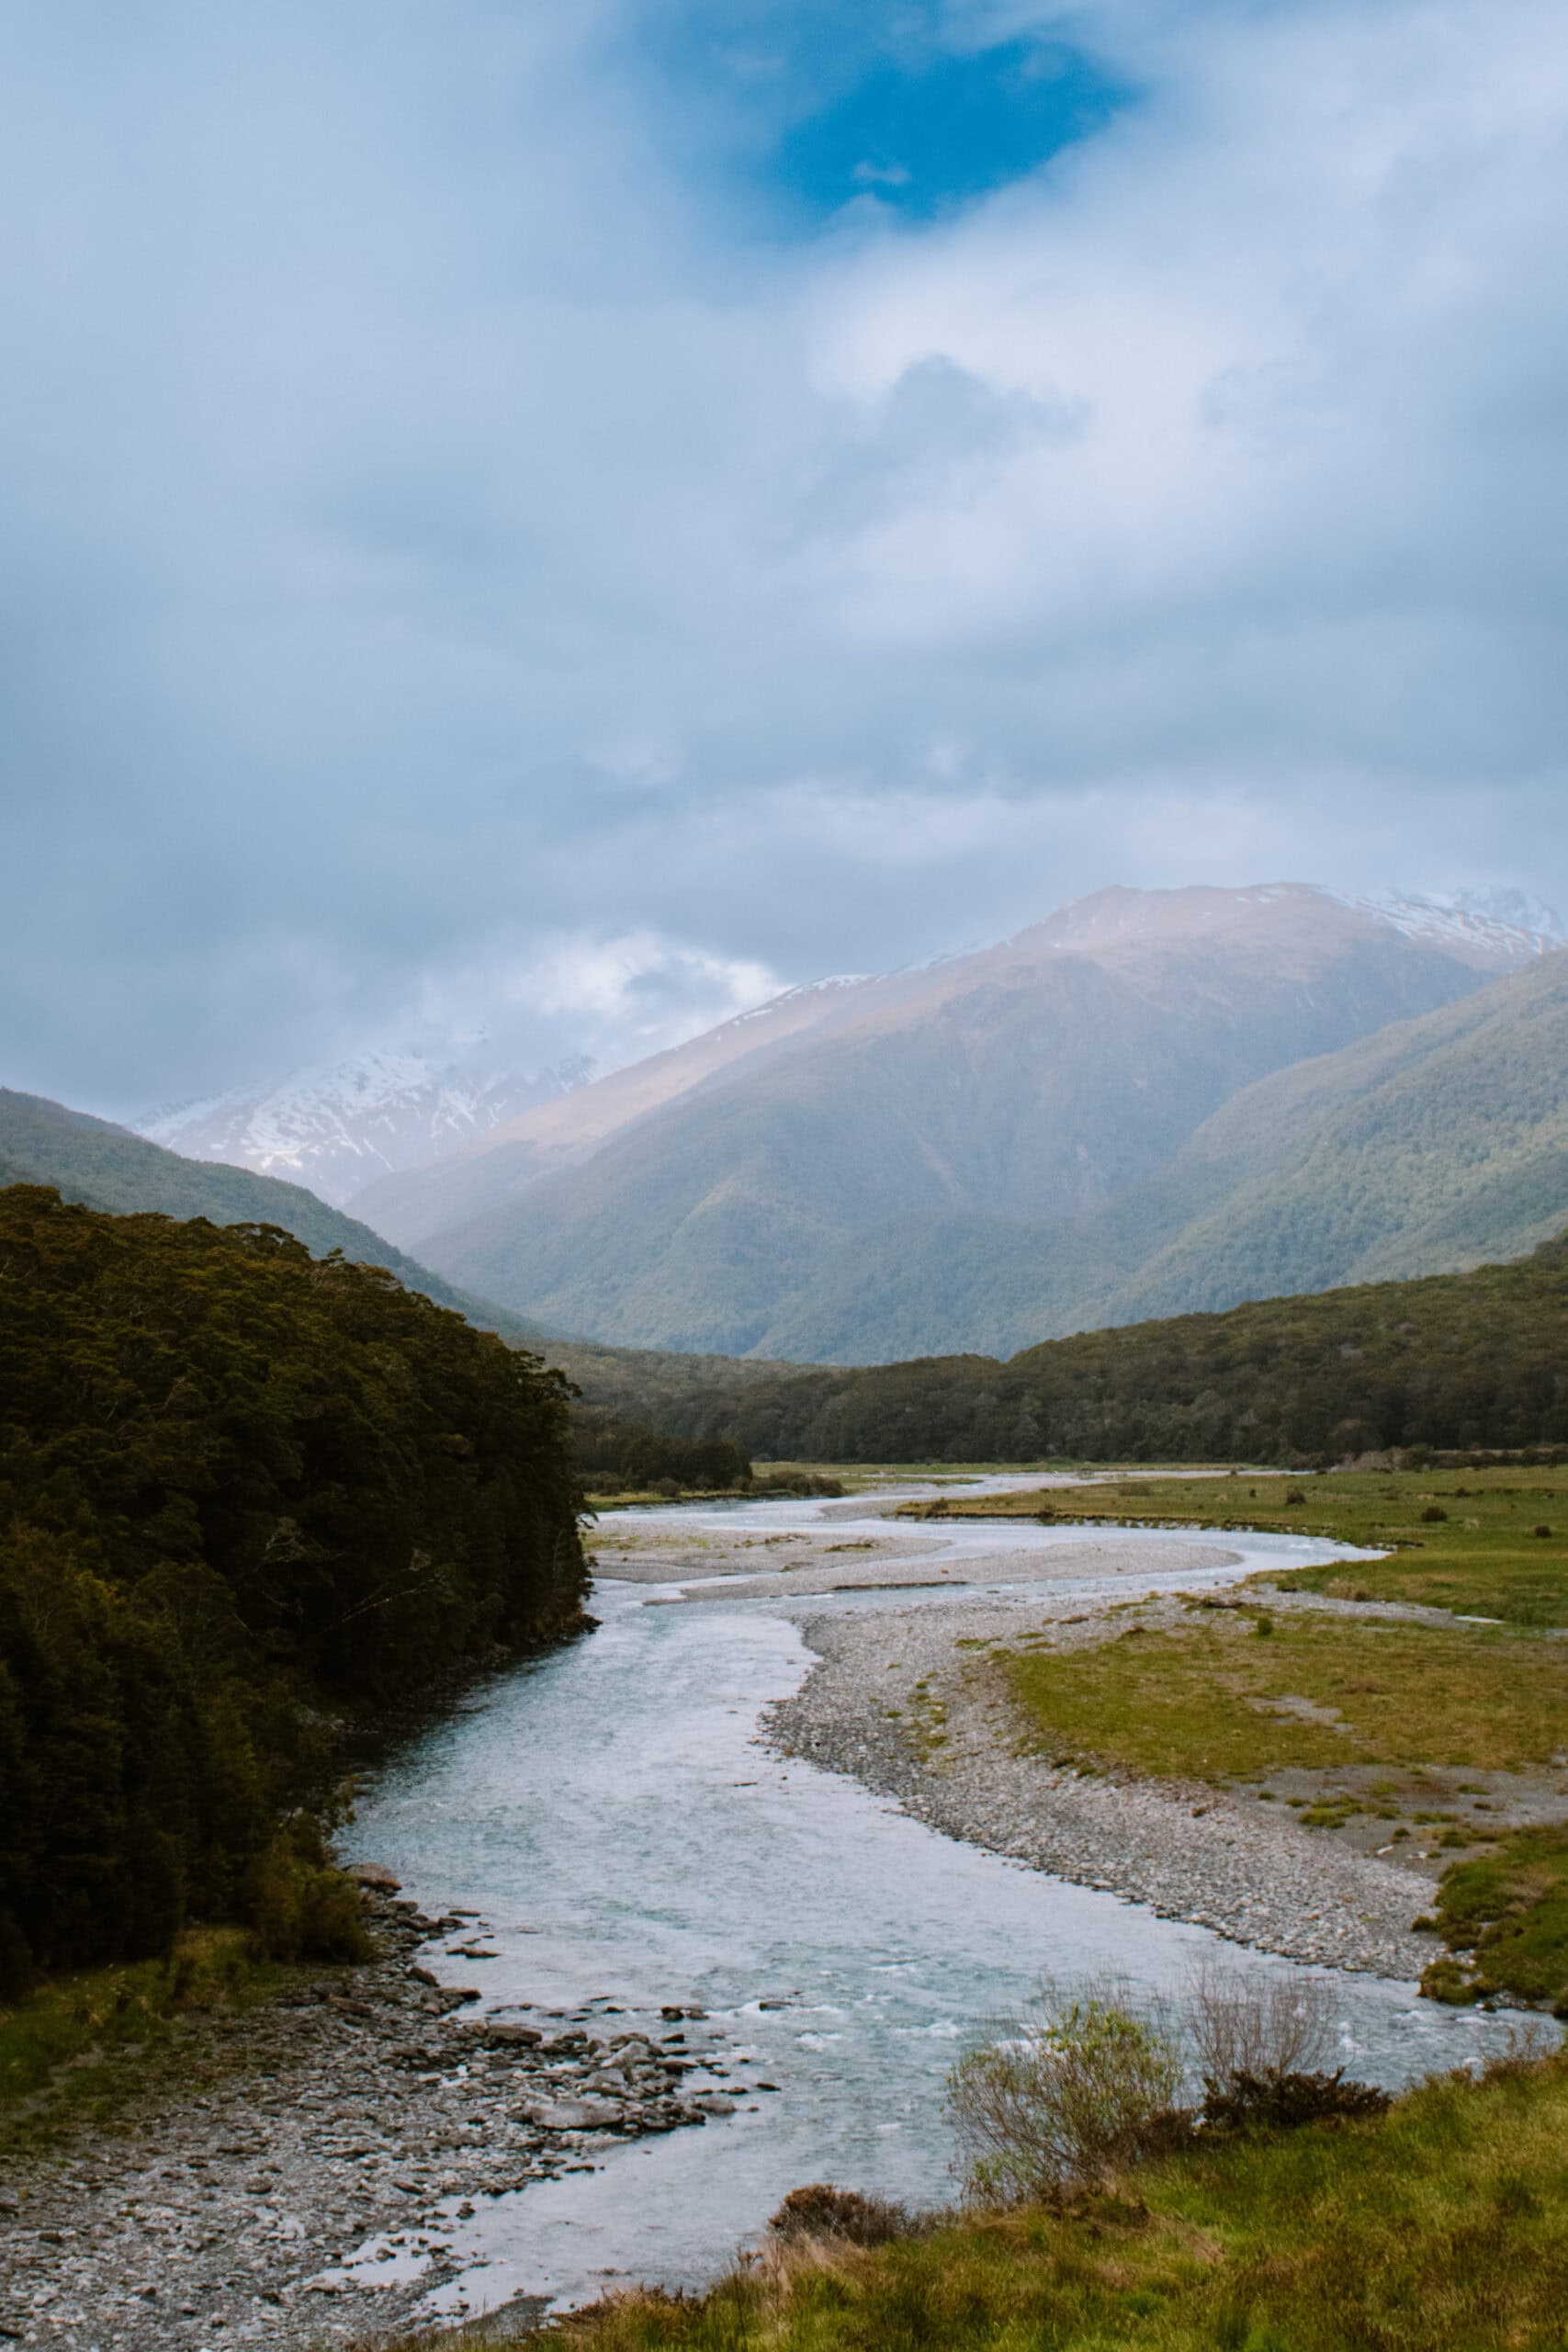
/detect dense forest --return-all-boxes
[0,1084,549,1343]
[570,1411,751,1496]
[0,1187,588,1993]
[564,1236,1568,1466]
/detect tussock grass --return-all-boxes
[447,2054,1568,2351]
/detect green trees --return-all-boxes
[567,1233,1568,1467]
[0,1186,588,1990]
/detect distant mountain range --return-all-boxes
[332,882,1568,1361]
[0,1087,552,1345]
[140,1046,589,1208]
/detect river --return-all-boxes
[347,1476,1517,2324]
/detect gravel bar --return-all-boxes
[766,1585,1437,1980]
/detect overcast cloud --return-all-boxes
[4,0,1568,1113]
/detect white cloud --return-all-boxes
[2,0,1567,1110]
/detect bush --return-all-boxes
[946,1986,1184,2201]
[768,2185,910,2246]
[245,1821,370,1964]
[1201,2066,1391,2132]
[1422,1504,1450,1521]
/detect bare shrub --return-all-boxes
[767,2185,909,2246]
[945,1981,1184,2203]
[1181,1958,1337,2085]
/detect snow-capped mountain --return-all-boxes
[140,1049,590,1208]
[1337,888,1564,967]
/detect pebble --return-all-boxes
[765,1586,1437,1981]
[0,1891,724,2348]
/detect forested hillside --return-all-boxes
[0,1188,588,1992]
[566,1237,1568,1466]
[0,1087,552,1343]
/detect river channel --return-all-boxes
[347,1478,1516,2324]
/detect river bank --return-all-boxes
[767,1588,1439,1977]
[0,1883,730,2349]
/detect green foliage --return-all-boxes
[0,1084,546,1340]
[1200,2069,1391,2134]
[1421,1825,1568,2010]
[946,1994,1186,2201]
[571,1412,752,1496]
[0,1185,587,1985]
[567,1232,1568,1467]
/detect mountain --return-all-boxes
[0,1086,554,1344]
[355,882,1559,1360]
[140,1047,588,1208]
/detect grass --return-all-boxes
[1001,1608,1568,1781]
[0,1928,289,2153]
[435,2052,1568,2351]
[915,1465,1568,1627]
[1423,1826,1568,2007]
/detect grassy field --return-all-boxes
[1004,1606,1568,1780]
[456,2050,1568,2352]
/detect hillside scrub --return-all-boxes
[458,2048,1568,2352]
[0,1185,589,1994]
[562,1235,1568,1466]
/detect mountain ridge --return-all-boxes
[367,882,1559,1357]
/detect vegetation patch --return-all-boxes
[0,1928,289,2151]
[1420,1825,1568,2012]
[0,1184,588,1995]
[1000,1608,1568,1782]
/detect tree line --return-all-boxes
[567,1236,1568,1468]
[0,1186,588,1993]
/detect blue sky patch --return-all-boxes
[774,40,1129,222]
[634,6,1134,232]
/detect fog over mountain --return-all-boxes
[339,883,1564,1362]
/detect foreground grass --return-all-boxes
[918,1464,1568,1627]
[0,1928,288,2153]
[466,2054,1568,2352]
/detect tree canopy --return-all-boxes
[0,1186,588,1989]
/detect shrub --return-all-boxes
[246,1822,370,1964]
[1201,2066,1391,2132]
[768,2185,909,2246]
[1182,1958,1337,2083]
[1422,1504,1450,1522]
[946,1985,1184,2201]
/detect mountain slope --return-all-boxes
[395,884,1549,1357]
[0,1088,553,1343]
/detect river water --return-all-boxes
[347,1479,1516,2322]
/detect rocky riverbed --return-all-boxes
[766,1587,1440,1979]
[0,1881,739,2349]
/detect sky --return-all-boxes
[5,0,1568,1114]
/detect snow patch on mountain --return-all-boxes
[1339,888,1565,967]
[141,1049,590,1207]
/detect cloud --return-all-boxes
[2,0,1567,1113]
